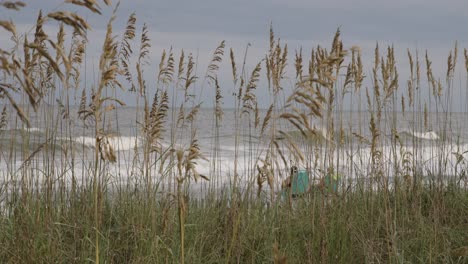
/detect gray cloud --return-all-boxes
[2,0,467,109]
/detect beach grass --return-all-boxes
[0,1,467,263]
[0,184,466,263]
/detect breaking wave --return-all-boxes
[70,136,142,151]
[400,130,440,140]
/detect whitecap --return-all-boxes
[401,130,440,140]
[70,136,142,151]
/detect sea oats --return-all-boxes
[215,78,224,122]
[0,1,26,10]
[47,11,91,37]
[177,49,185,84]
[0,20,17,36]
[295,48,303,81]
[230,48,238,85]
[0,106,7,129]
[135,23,150,94]
[119,13,136,91]
[184,53,197,101]
[242,61,262,113]
[261,104,274,136]
[464,48,468,74]
[0,83,30,127]
[206,40,225,84]
[66,0,102,14]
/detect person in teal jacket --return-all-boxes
[318,167,341,194]
[282,165,309,198]
[282,166,341,198]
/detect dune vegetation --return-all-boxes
[0,1,467,263]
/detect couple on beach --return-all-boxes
[281,166,341,197]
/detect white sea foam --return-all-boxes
[0,127,43,133]
[401,130,440,140]
[2,139,467,192]
[25,127,43,133]
[70,136,142,151]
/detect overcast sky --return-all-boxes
[2,0,468,110]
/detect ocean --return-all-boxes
[1,105,468,194]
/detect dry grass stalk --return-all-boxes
[206,40,225,84]
[381,46,398,101]
[446,41,458,80]
[331,28,346,73]
[352,132,371,145]
[55,24,66,64]
[424,103,428,130]
[355,47,364,90]
[408,49,414,82]
[407,80,414,107]
[17,142,47,171]
[26,42,64,81]
[447,50,453,80]
[177,50,185,85]
[401,95,405,115]
[437,79,443,98]
[158,48,175,85]
[261,103,274,136]
[369,114,382,173]
[242,61,262,114]
[425,51,438,98]
[189,144,206,177]
[56,99,69,119]
[256,151,274,197]
[96,10,121,93]
[0,1,26,10]
[0,20,17,36]
[308,49,316,81]
[464,48,468,74]
[119,13,136,91]
[33,11,47,48]
[89,7,122,263]
[416,51,421,88]
[290,85,325,117]
[272,138,288,173]
[343,61,354,90]
[265,154,276,190]
[146,90,169,153]
[175,131,209,183]
[0,83,30,127]
[372,44,382,121]
[78,88,87,117]
[266,25,288,94]
[184,53,197,102]
[69,30,87,89]
[176,104,185,127]
[0,50,12,74]
[186,103,202,123]
[0,106,8,129]
[47,11,91,37]
[269,23,275,52]
[295,48,303,81]
[230,48,238,84]
[136,23,150,95]
[215,78,223,122]
[66,0,102,15]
